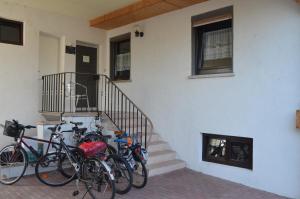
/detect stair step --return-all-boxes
[148,159,186,177]
[148,141,170,153]
[125,126,149,134]
[143,133,160,143]
[42,112,99,121]
[41,113,61,121]
[113,119,151,128]
[104,112,139,120]
[148,150,176,165]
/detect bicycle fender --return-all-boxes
[100,160,115,181]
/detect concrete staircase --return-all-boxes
[102,112,186,177]
[147,133,186,176]
[40,112,186,177]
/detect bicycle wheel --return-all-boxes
[83,158,115,199]
[106,154,132,194]
[132,159,148,189]
[35,152,77,186]
[0,144,27,185]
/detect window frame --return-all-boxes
[192,6,233,76]
[202,133,253,170]
[0,18,23,46]
[110,33,131,81]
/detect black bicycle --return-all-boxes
[34,122,115,199]
[113,131,148,189]
[71,121,133,195]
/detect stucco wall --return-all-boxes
[105,0,300,198]
[0,1,106,147]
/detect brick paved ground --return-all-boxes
[0,169,287,199]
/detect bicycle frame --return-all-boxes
[55,132,114,181]
[58,136,81,173]
[15,128,75,163]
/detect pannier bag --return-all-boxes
[79,141,107,158]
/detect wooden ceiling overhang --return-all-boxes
[90,0,208,30]
[90,0,300,30]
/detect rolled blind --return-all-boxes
[192,13,232,27]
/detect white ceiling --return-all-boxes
[1,0,139,20]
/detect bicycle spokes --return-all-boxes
[0,145,27,185]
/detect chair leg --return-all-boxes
[75,96,79,109]
[86,97,90,112]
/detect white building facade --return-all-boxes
[0,0,300,198]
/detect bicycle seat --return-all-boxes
[76,128,87,135]
[113,138,128,144]
[48,127,57,132]
[102,135,112,139]
[70,121,83,126]
[114,131,125,137]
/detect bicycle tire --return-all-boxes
[132,159,148,189]
[0,144,28,185]
[83,158,115,199]
[106,154,132,194]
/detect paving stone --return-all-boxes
[0,169,288,199]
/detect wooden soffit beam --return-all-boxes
[90,0,208,30]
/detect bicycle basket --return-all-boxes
[3,120,21,138]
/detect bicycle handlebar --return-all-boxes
[11,120,36,130]
[24,125,36,129]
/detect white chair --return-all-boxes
[66,81,90,111]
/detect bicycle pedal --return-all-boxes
[72,190,79,196]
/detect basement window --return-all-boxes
[0,18,23,45]
[202,133,253,170]
[110,33,131,81]
[192,7,233,76]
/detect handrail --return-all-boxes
[41,72,153,148]
[100,74,153,148]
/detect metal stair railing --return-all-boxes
[41,72,153,148]
[99,74,153,149]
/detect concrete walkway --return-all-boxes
[0,169,287,199]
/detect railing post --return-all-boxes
[145,119,147,148]
[63,73,66,114]
[42,76,44,112]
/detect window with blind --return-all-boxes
[0,18,23,45]
[110,33,131,81]
[192,7,233,75]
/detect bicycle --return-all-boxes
[72,121,117,155]
[113,131,149,189]
[71,121,133,195]
[35,121,115,199]
[0,119,63,185]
